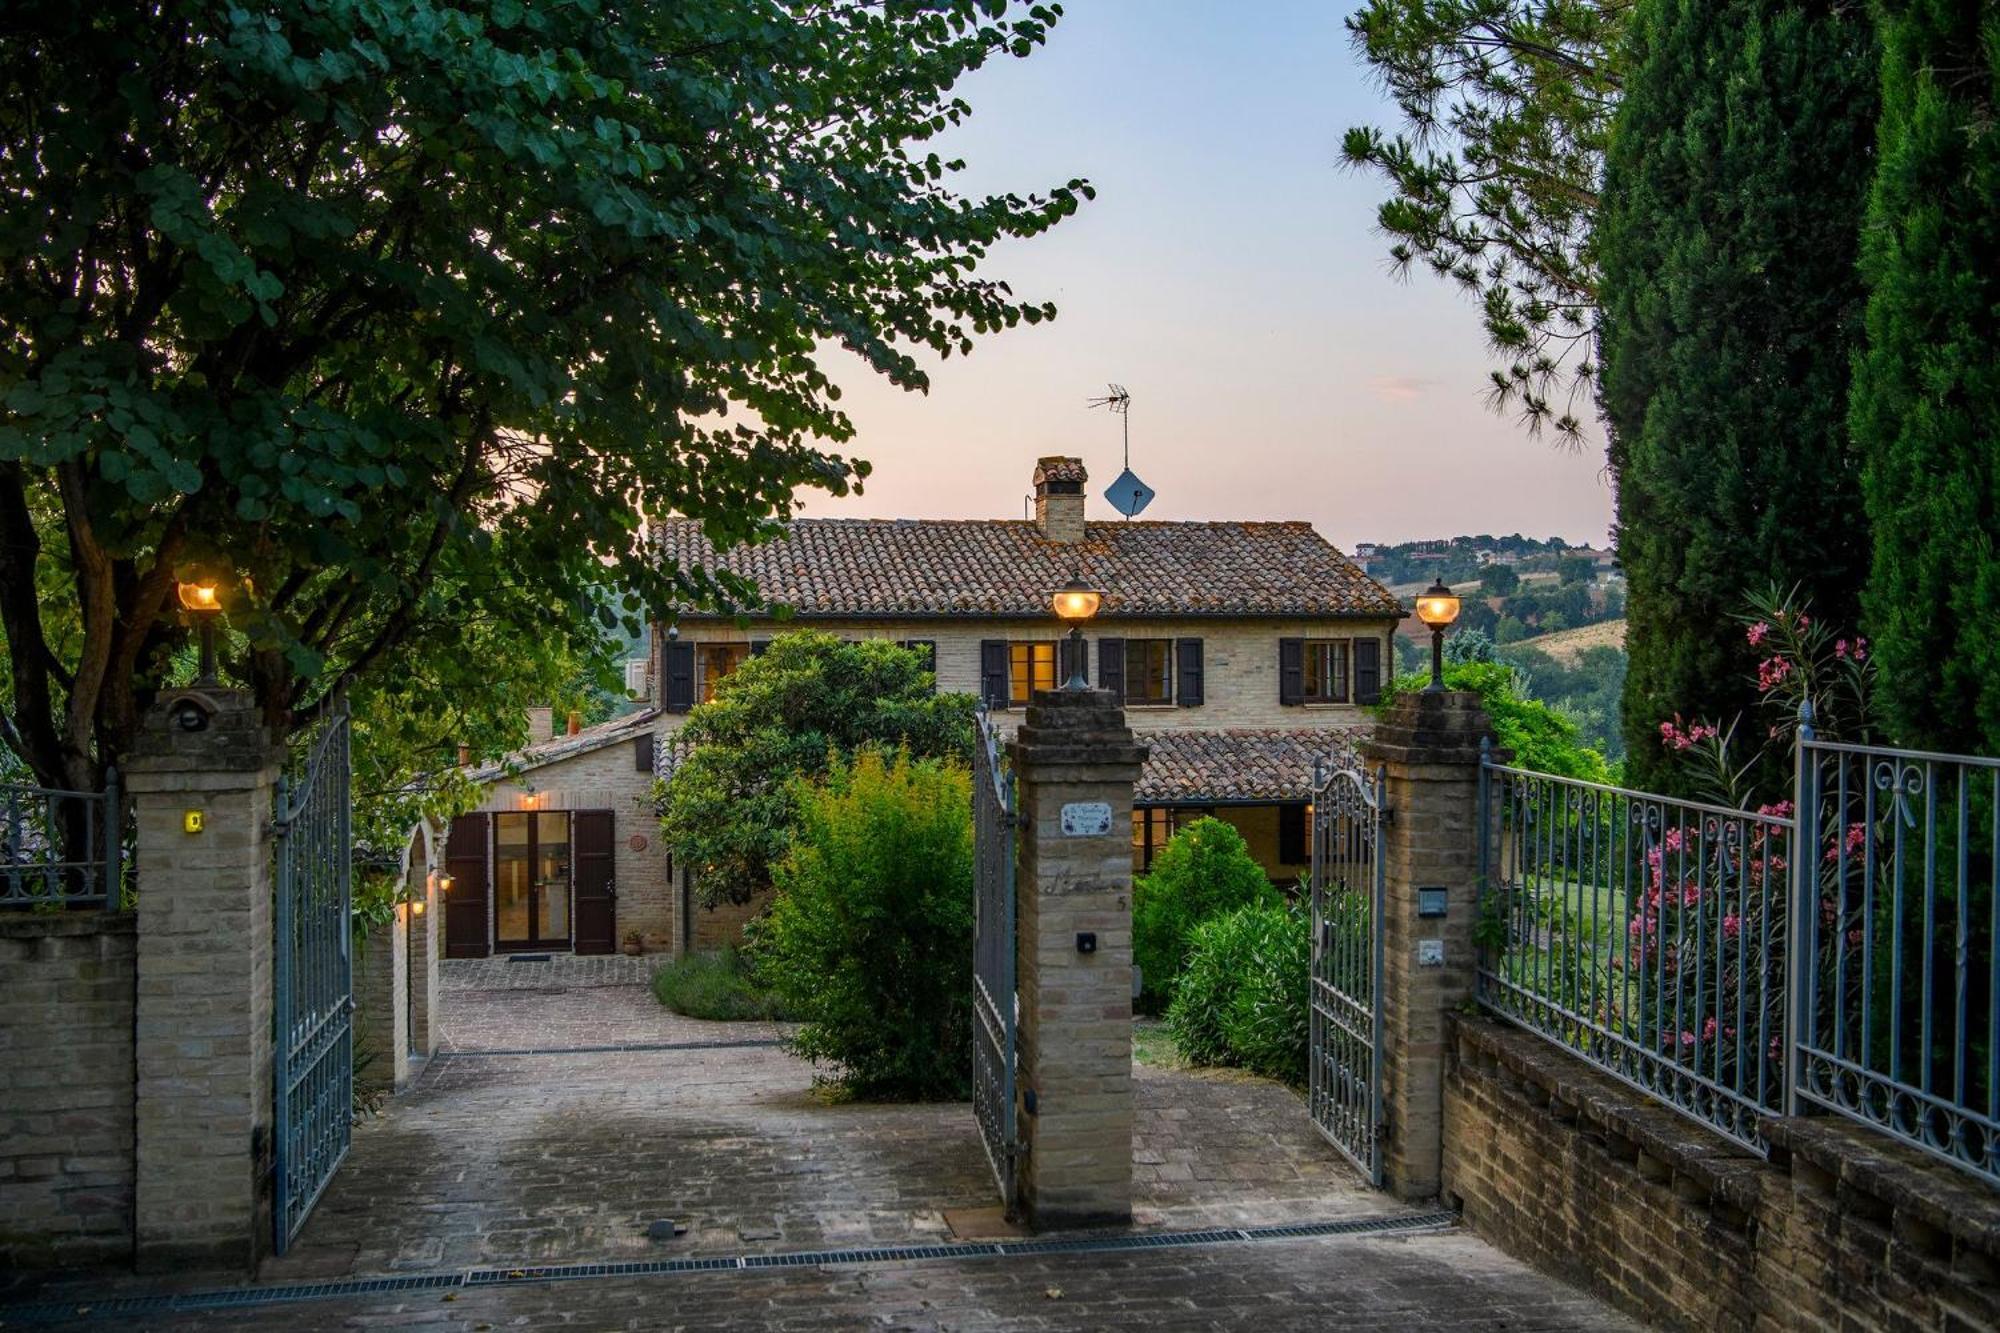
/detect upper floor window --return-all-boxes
[1123,639,1173,705]
[1008,641,1058,705]
[697,642,749,702]
[1303,639,1352,703]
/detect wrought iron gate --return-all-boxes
[273,701,353,1254]
[1308,758,1387,1184]
[971,708,1019,1210]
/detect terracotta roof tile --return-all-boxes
[463,709,660,781]
[1135,728,1367,804]
[1033,456,1089,486]
[655,519,1401,620]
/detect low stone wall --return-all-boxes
[0,913,137,1268]
[1443,1014,2000,1331]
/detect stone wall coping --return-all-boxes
[1452,1013,2000,1260]
[0,911,137,940]
[1363,690,1502,766]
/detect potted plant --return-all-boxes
[621,930,644,957]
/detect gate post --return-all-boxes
[123,688,286,1273]
[1010,687,1148,1229]
[1364,689,1496,1203]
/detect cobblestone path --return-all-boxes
[8,958,1632,1330]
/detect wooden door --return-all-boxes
[572,809,617,955]
[444,813,491,958]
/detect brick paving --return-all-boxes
[5,964,1632,1330]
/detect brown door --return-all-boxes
[572,810,616,955]
[444,813,491,958]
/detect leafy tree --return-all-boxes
[753,749,974,1100]
[1445,627,1497,665]
[1479,563,1521,597]
[1342,0,1628,442]
[1386,659,1612,781]
[0,0,1088,793]
[660,633,974,906]
[1850,0,2000,755]
[1558,555,1594,586]
[1597,0,1876,790]
[1133,816,1279,1013]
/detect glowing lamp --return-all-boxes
[1416,578,1461,693]
[1050,577,1102,691]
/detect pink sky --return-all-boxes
[799,1,1614,551]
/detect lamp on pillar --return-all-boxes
[1050,576,1102,690]
[1414,578,1461,693]
[176,577,225,687]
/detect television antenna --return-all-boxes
[1087,384,1154,518]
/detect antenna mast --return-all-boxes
[1088,383,1154,519]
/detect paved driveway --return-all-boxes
[4,958,1632,1330]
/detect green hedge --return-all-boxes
[1165,901,1310,1085]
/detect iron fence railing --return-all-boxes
[1478,751,1795,1155]
[970,706,1019,1210]
[1792,735,2000,1185]
[1,771,123,909]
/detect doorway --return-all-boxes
[496,812,572,950]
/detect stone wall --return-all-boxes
[354,913,408,1094]
[0,912,136,1268]
[1443,1014,2000,1332]
[689,883,772,953]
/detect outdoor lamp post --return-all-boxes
[1051,576,1102,691]
[1415,578,1461,693]
[177,578,224,686]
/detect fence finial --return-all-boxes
[1797,699,1815,742]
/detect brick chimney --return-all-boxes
[527,706,554,744]
[1033,456,1088,543]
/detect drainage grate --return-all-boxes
[0,1211,1456,1325]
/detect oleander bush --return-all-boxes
[1165,901,1311,1085]
[1133,816,1280,1013]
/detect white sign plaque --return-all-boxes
[1060,801,1114,837]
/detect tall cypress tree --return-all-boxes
[1851,1,2000,755]
[1598,0,1877,789]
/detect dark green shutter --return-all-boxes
[980,640,1008,708]
[1279,638,1305,706]
[633,734,655,773]
[1098,638,1126,705]
[1175,638,1204,706]
[663,641,696,713]
[1355,637,1383,705]
[749,639,771,656]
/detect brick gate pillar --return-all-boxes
[123,688,284,1273]
[1364,689,1497,1203]
[1010,688,1148,1229]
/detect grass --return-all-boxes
[650,948,796,1022]
[1132,1019,1182,1069]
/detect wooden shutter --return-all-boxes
[1279,638,1305,706]
[749,639,771,656]
[633,733,655,774]
[979,640,1009,708]
[1278,803,1307,865]
[1355,636,1383,705]
[662,641,696,713]
[1097,638,1126,706]
[443,813,491,958]
[1175,638,1204,706]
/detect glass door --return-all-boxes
[493,812,572,950]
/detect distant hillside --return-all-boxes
[1511,619,1627,664]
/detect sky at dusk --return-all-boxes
[805,0,1616,549]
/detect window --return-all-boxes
[1132,806,1208,872]
[696,643,749,702]
[1302,639,1352,703]
[1123,639,1173,705]
[1008,641,1058,706]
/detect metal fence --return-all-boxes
[970,707,1019,1210]
[1480,729,2000,1188]
[1792,735,2000,1184]
[1,771,123,909]
[1478,751,1796,1154]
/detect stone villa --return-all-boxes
[435,457,1401,958]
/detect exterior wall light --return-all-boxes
[1415,578,1461,693]
[177,577,225,686]
[1050,576,1102,691]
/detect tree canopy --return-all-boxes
[658,633,975,905]
[0,0,1088,793]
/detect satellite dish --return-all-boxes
[1104,468,1155,518]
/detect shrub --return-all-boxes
[1133,816,1278,1013]
[650,948,792,1022]
[1165,902,1311,1084]
[752,748,974,1099]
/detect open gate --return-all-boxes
[273,700,354,1254]
[971,708,1019,1210]
[1308,758,1386,1184]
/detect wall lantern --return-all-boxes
[1050,576,1102,691]
[1414,578,1461,693]
[177,577,225,686]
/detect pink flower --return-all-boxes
[1747,622,1770,647]
[1756,800,1794,820]
[1723,913,1742,939]
[1835,639,1849,659]
[1681,883,1703,907]
[1853,637,1868,661]
[1662,828,1685,853]
[1702,1017,1718,1042]
[1756,656,1794,692]
[1797,614,1810,630]
[1679,1030,1697,1049]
